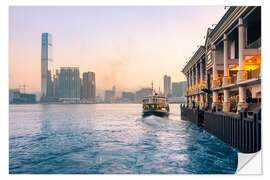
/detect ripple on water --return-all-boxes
[9,104,238,174]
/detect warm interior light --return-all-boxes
[228,54,261,71]
[229,64,239,71]
[244,54,261,71]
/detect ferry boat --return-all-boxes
[142,93,170,117]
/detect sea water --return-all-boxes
[9,104,238,174]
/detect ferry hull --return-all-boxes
[142,110,169,117]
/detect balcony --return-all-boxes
[247,38,261,49]
[216,78,223,88]
[229,75,237,84]
[244,68,261,80]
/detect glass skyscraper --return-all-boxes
[41,32,53,98]
[58,67,81,102]
[82,72,96,102]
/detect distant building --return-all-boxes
[172,81,187,97]
[82,72,96,102]
[104,90,114,103]
[179,81,187,97]
[164,75,171,96]
[41,32,53,99]
[172,82,181,97]
[9,89,36,104]
[53,69,60,98]
[135,88,152,102]
[95,96,103,103]
[168,96,186,104]
[121,92,135,102]
[104,86,116,103]
[112,85,116,97]
[58,67,81,103]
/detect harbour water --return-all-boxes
[9,104,238,174]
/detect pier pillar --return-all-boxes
[191,68,194,94]
[237,17,247,82]
[211,44,217,89]
[212,91,218,110]
[238,86,248,111]
[189,96,193,108]
[200,59,204,90]
[188,72,190,93]
[223,89,230,112]
[223,34,229,86]
[190,70,193,94]
[195,63,199,93]
[200,94,204,109]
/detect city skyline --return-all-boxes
[9,6,227,95]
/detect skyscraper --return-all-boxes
[58,67,81,102]
[104,86,116,103]
[82,72,96,102]
[172,82,181,97]
[172,81,187,97]
[163,75,171,96]
[41,33,53,98]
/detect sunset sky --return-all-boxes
[9,6,226,96]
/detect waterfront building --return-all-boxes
[104,86,116,103]
[182,6,261,113]
[104,90,114,103]
[41,33,53,99]
[53,69,60,98]
[9,89,20,104]
[58,67,81,103]
[135,88,153,102]
[9,89,36,104]
[82,72,96,102]
[172,81,187,97]
[112,85,116,97]
[168,96,186,104]
[163,75,171,97]
[121,92,135,103]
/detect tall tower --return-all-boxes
[41,33,53,97]
[163,75,171,96]
[82,72,96,102]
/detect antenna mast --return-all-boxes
[151,81,154,95]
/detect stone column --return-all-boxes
[189,96,192,108]
[223,89,230,112]
[200,60,204,89]
[195,63,199,93]
[237,17,246,82]
[186,73,189,95]
[223,34,229,86]
[188,71,193,108]
[211,44,217,89]
[200,94,204,109]
[195,95,199,106]
[212,91,218,110]
[238,86,248,111]
[192,67,195,94]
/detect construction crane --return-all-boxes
[19,84,29,94]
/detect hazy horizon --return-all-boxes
[9,6,227,96]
